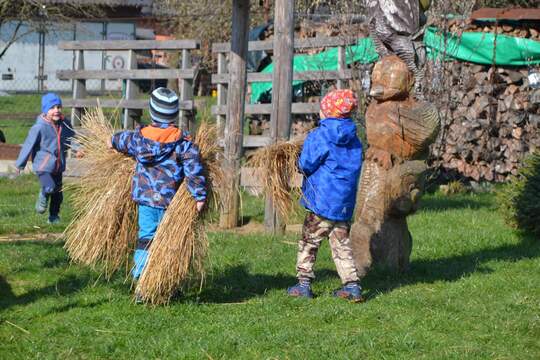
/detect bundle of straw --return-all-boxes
[246,140,303,220]
[136,121,223,305]
[64,108,137,277]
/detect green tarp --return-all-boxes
[250,27,540,103]
[250,37,378,103]
[424,27,540,67]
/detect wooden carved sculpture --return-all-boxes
[351,55,440,274]
[366,0,430,97]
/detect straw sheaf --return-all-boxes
[136,121,223,305]
[64,107,138,277]
[247,141,303,220]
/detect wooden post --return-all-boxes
[123,49,141,129]
[179,48,194,131]
[219,0,249,229]
[216,52,228,137]
[71,50,86,127]
[337,45,346,89]
[264,0,295,234]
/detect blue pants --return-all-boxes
[37,172,63,217]
[132,204,166,279]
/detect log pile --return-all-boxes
[448,20,540,41]
[430,61,540,182]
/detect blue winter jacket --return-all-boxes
[299,117,363,221]
[15,115,75,173]
[111,126,206,209]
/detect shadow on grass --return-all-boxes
[363,234,540,299]
[188,264,340,304]
[417,194,493,212]
[0,272,93,311]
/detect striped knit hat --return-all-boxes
[149,87,179,124]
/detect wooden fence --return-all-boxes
[212,34,362,232]
[57,39,200,130]
[211,35,360,148]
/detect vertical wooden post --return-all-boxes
[71,50,86,127]
[179,48,194,131]
[123,49,141,129]
[216,52,228,137]
[219,0,249,229]
[264,0,295,234]
[337,45,346,89]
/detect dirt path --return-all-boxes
[0,232,63,243]
[207,222,302,235]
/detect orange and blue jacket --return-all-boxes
[111,123,206,209]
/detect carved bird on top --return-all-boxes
[365,0,431,98]
[365,0,421,36]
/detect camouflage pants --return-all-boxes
[296,212,359,284]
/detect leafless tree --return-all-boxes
[0,0,102,60]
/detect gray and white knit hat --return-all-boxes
[149,87,179,124]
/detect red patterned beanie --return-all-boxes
[320,89,358,119]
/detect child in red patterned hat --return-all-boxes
[287,89,364,302]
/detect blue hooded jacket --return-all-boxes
[299,117,363,221]
[15,115,75,173]
[111,126,206,209]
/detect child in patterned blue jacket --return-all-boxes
[287,89,364,302]
[109,88,206,286]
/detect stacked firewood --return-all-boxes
[430,61,540,182]
[448,20,540,41]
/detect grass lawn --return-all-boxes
[0,175,539,359]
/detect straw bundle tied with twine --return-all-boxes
[246,140,303,220]
[64,107,137,277]
[137,121,223,305]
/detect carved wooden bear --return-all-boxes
[351,55,440,275]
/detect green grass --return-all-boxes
[0,175,539,358]
[0,94,42,114]
[0,175,73,234]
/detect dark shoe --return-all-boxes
[333,283,364,303]
[47,215,60,224]
[36,192,48,214]
[287,282,314,299]
[134,289,144,304]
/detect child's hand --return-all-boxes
[75,149,85,158]
[106,138,113,149]
[196,201,205,212]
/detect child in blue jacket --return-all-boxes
[15,93,75,224]
[287,89,364,302]
[109,87,206,292]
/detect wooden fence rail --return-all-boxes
[211,35,360,137]
[56,39,200,131]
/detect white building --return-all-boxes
[0,0,154,93]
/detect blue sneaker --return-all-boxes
[47,215,60,224]
[35,191,48,214]
[287,281,314,299]
[333,283,364,303]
